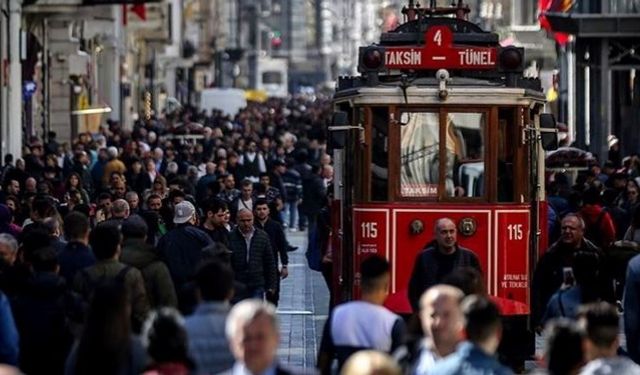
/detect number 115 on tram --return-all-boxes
[326,1,559,367]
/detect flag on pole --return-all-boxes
[539,0,575,46]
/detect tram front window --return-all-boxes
[400,112,440,197]
[399,111,486,199]
[445,113,486,198]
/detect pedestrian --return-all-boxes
[341,351,402,375]
[57,212,95,284]
[195,162,217,204]
[539,318,585,375]
[72,222,150,333]
[428,295,513,375]
[225,299,302,375]
[11,247,73,374]
[0,233,18,271]
[231,179,256,221]
[253,199,288,306]
[120,215,177,309]
[408,217,481,312]
[578,302,640,374]
[579,187,616,250]
[541,251,602,324]
[141,308,194,375]
[300,163,326,242]
[239,140,267,183]
[318,256,405,374]
[65,283,148,375]
[413,285,465,374]
[184,260,236,374]
[282,162,302,231]
[228,209,277,300]
[257,173,283,221]
[126,191,141,215]
[217,173,240,207]
[199,198,230,246]
[624,253,640,364]
[105,198,130,226]
[532,214,613,328]
[0,290,18,366]
[156,201,212,310]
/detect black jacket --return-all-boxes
[531,239,612,325]
[300,174,326,216]
[256,218,289,268]
[408,244,481,312]
[157,225,213,289]
[228,228,277,292]
[11,272,73,375]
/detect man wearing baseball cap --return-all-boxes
[157,200,213,312]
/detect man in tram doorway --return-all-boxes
[408,217,482,312]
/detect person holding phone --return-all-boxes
[532,214,613,329]
[541,251,601,324]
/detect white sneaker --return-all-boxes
[289,228,298,233]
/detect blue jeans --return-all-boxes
[284,201,298,229]
[248,287,265,300]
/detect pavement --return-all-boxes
[277,230,329,369]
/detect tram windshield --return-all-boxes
[400,111,486,199]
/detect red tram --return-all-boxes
[328,0,558,366]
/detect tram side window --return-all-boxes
[498,109,515,202]
[371,107,389,201]
[445,113,486,198]
[400,112,440,198]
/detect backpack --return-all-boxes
[584,209,608,249]
[64,266,132,335]
[79,266,132,295]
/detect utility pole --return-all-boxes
[8,0,22,159]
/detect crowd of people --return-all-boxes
[0,97,334,374]
[3,91,640,375]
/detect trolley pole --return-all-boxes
[8,0,22,159]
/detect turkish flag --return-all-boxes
[131,3,146,21]
[539,0,573,46]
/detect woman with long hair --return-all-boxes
[4,195,23,226]
[151,176,168,199]
[65,283,147,375]
[65,173,90,205]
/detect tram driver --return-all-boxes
[408,217,482,312]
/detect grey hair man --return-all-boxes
[125,191,140,214]
[0,234,18,267]
[225,299,297,375]
[106,199,130,226]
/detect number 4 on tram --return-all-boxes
[327,1,559,369]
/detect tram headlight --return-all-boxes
[498,46,524,72]
[358,46,386,85]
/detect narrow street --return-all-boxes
[277,231,329,369]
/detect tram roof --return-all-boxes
[333,86,545,106]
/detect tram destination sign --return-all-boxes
[384,26,498,70]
